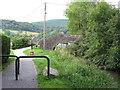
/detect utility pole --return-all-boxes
[43,2,47,50]
[118,1,120,12]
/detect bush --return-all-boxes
[85,5,120,69]
[12,36,31,49]
[68,36,89,57]
[0,33,10,63]
[67,2,120,70]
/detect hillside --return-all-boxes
[0,20,40,32]
[0,29,39,37]
[33,19,68,28]
[0,19,69,39]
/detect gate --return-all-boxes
[2,55,50,80]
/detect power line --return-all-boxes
[21,3,44,21]
[21,2,67,21]
[47,3,67,6]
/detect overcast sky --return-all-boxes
[0,0,119,22]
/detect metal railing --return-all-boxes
[2,55,50,80]
[2,55,18,80]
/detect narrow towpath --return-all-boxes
[2,47,38,88]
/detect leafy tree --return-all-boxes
[65,1,95,35]
[85,2,119,69]
[67,1,120,69]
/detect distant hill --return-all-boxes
[0,19,69,39]
[0,19,40,32]
[34,19,69,39]
[1,19,68,32]
[33,19,68,28]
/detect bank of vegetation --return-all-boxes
[24,48,118,88]
[65,1,120,70]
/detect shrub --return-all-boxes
[0,33,10,63]
[67,2,120,70]
[85,6,120,69]
[67,36,89,57]
[12,36,31,49]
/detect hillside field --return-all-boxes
[0,29,39,36]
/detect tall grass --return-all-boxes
[24,48,118,88]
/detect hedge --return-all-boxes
[12,36,31,49]
[0,33,10,63]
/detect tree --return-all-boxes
[66,1,120,69]
[65,1,95,35]
[85,2,119,69]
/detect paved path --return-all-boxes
[2,47,38,88]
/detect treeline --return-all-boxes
[66,1,120,70]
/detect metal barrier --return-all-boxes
[2,55,19,80]
[18,56,50,79]
[2,55,50,80]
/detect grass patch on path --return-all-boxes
[23,48,49,56]
[24,48,118,88]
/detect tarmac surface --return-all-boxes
[2,47,38,88]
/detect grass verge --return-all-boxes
[0,51,15,71]
[24,48,118,88]
[23,48,49,56]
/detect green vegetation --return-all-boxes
[5,30,38,36]
[0,51,15,71]
[1,33,10,63]
[33,19,68,28]
[65,2,95,34]
[33,19,69,39]
[1,29,39,38]
[12,36,31,49]
[1,19,69,39]
[23,48,49,56]
[0,19,39,32]
[66,1,120,70]
[24,48,118,88]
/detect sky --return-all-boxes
[0,0,119,22]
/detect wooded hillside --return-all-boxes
[0,19,69,38]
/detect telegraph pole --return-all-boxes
[43,2,47,50]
